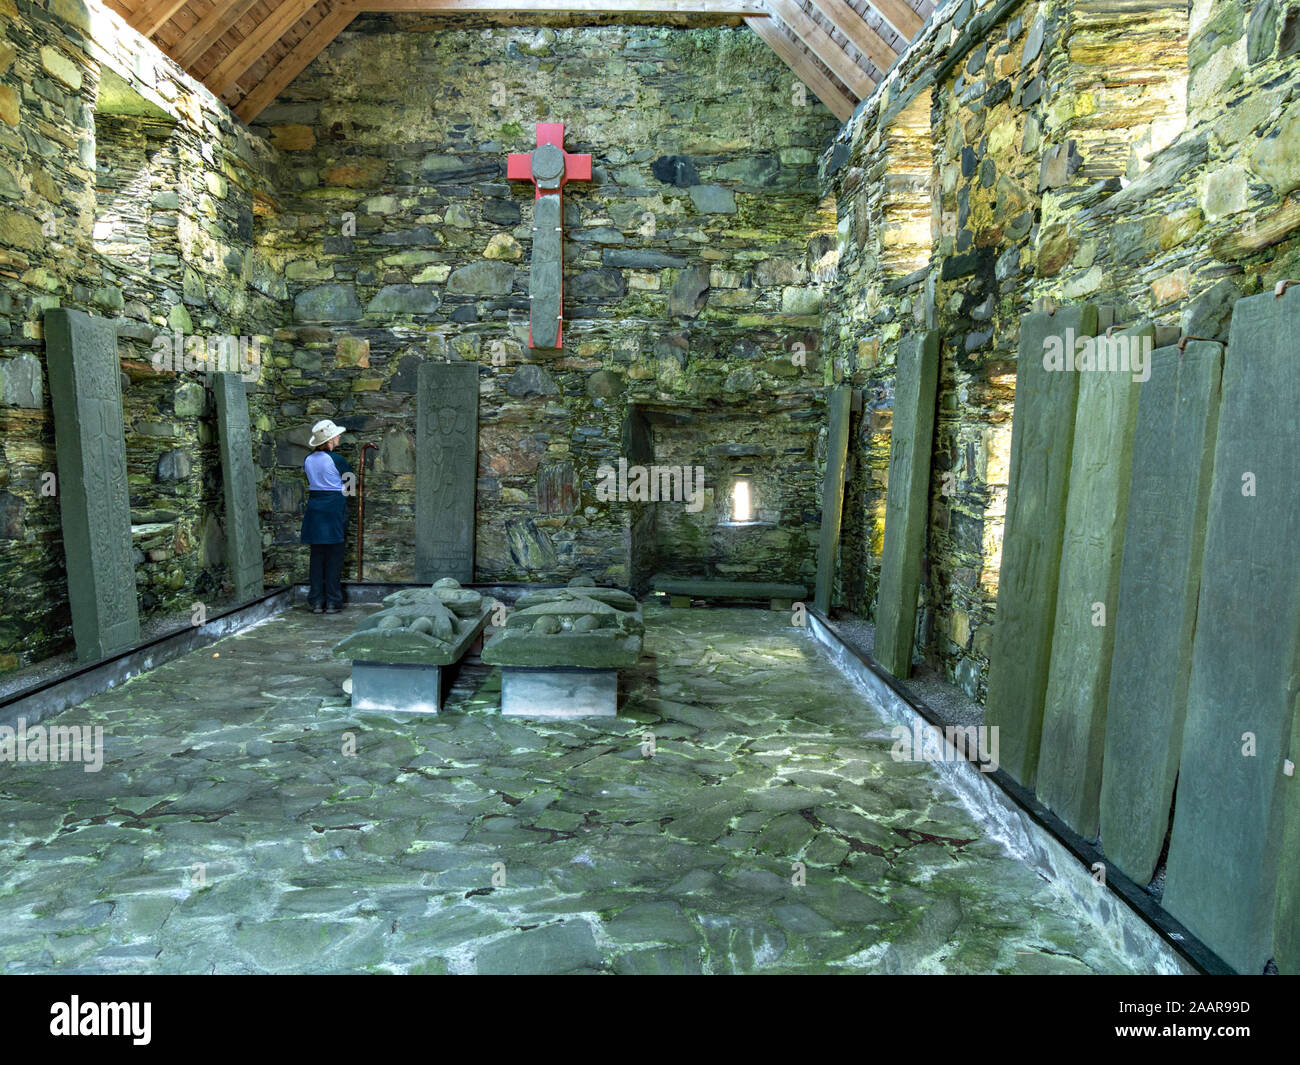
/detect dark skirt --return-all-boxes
[301,489,348,545]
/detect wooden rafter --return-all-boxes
[131,0,193,35]
[864,0,922,40]
[173,0,266,70]
[744,15,853,120]
[807,0,897,74]
[345,0,771,12]
[235,5,356,121]
[766,0,874,99]
[207,0,322,94]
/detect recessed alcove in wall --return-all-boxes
[624,401,822,592]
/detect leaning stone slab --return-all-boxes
[213,373,265,602]
[1099,340,1223,885]
[333,579,491,713]
[1164,288,1300,975]
[874,330,941,678]
[44,308,140,661]
[415,361,478,584]
[984,304,1097,787]
[1036,323,1150,840]
[814,386,853,614]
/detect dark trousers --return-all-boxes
[308,542,346,608]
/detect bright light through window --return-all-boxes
[731,479,751,522]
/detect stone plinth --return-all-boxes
[501,667,618,718]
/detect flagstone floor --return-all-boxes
[0,605,1154,974]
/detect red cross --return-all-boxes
[507,123,592,349]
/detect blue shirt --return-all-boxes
[305,450,344,491]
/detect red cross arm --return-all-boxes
[506,154,533,181]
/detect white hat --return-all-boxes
[309,419,347,448]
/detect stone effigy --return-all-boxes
[874,330,941,679]
[333,578,492,713]
[415,361,479,584]
[1099,340,1223,886]
[1036,322,1150,840]
[213,373,265,602]
[482,577,643,717]
[1164,288,1300,975]
[984,304,1097,787]
[44,308,140,662]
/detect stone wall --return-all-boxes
[0,0,281,671]
[822,0,1299,701]
[253,17,839,587]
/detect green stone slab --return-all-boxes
[482,630,643,669]
[530,192,562,349]
[984,304,1097,786]
[44,308,140,661]
[1098,341,1223,885]
[649,575,807,600]
[1164,288,1300,975]
[874,330,941,678]
[415,361,478,584]
[213,373,265,601]
[1036,323,1150,839]
[1275,709,1300,974]
[814,386,852,614]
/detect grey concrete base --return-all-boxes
[351,660,451,714]
[501,667,618,718]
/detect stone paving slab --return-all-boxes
[0,603,1157,974]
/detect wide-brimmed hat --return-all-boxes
[308,419,347,447]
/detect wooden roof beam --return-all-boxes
[807,0,898,74]
[865,0,923,40]
[173,0,266,70]
[745,15,854,121]
[132,0,192,37]
[207,0,322,95]
[765,0,874,99]
[236,5,356,121]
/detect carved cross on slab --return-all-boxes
[507,123,592,350]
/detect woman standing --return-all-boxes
[301,419,352,614]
